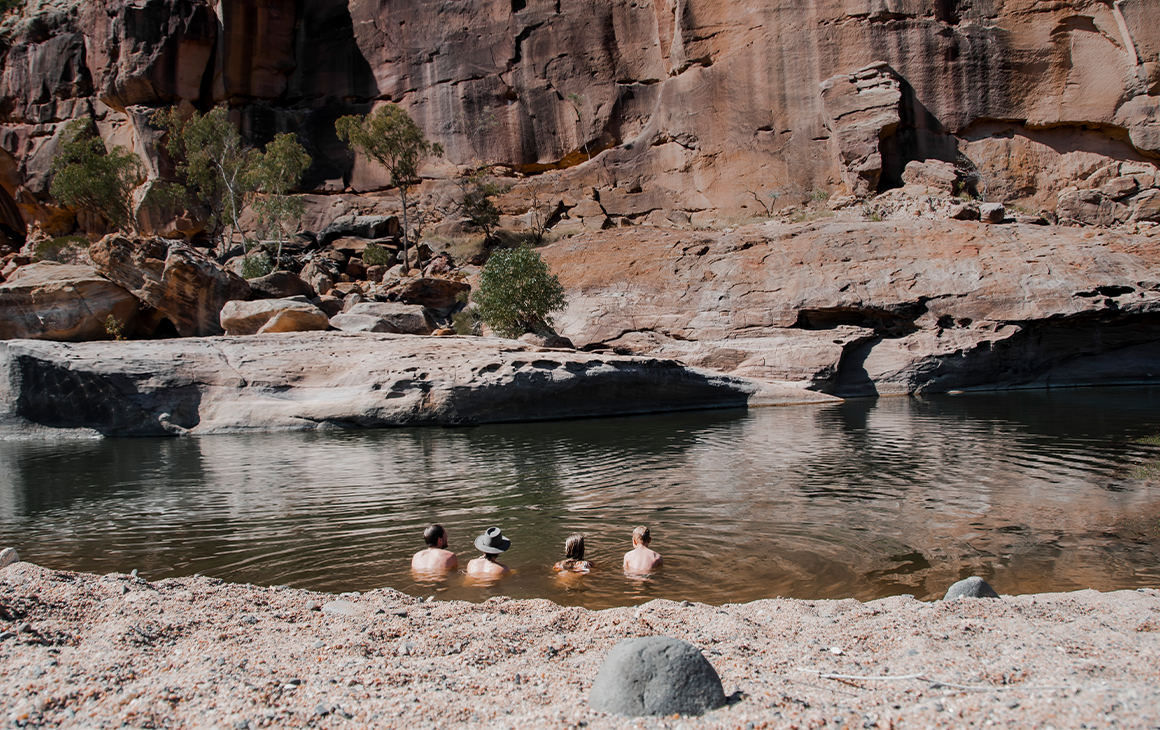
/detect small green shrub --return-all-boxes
[810,188,830,203]
[103,315,127,341]
[33,236,87,263]
[363,244,396,267]
[473,245,566,339]
[452,307,482,336]
[240,252,274,279]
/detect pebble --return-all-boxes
[322,600,362,617]
[314,704,330,716]
[305,601,322,612]
[241,615,258,625]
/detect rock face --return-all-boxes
[88,236,251,336]
[0,333,783,436]
[2,0,1159,235]
[0,262,138,341]
[589,636,727,717]
[544,221,1160,397]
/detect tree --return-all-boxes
[457,171,509,243]
[335,104,443,271]
[472,245,566,339]
[152,105,257,252]
[251,132,312,268]
[50,118,144,234]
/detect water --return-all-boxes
[2,387,1160,609]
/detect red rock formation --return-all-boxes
[0,0,1158,235]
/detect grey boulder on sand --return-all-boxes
[0,547,19,569]
[589,636,726,717]
[945,576,1000,600]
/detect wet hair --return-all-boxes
[564,534,586,561]
[632,525,650,545]
[423,524,445,547]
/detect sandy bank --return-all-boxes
[1,562,1158,728]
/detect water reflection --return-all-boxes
[2,388,1159,608]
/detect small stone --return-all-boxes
[390,608,408,617]
[130,569,138,578]
[313,640,325,649]
[0,548,17,570]
[829,646,844,655]
[233,720,250,730]
[121,584,130,594]
[944,576,1000,600]
[313,704,330,717]
[322,600,362,617]
[241,615,258,625]
[589,636,727,717]
[305,601,322,612]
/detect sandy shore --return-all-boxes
[2,561,1158,729]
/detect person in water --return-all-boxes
[554,533,593,573]
[411,523,458,572]
[623,525,663,574]
[466,527,511,577]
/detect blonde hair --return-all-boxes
[564,533,586,561]
[632,525,650,545]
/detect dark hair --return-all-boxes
[423,524,445,547]
[632,525,650,545]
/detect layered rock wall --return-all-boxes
[0,0,1158,238]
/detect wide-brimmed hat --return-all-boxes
[474,527,511,554]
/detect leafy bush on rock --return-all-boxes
[472,245,566,339]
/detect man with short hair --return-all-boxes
[623,525,663,574]
[411,523,458,572]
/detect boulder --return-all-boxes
[589,636,727,717]
[948,202,980,221]
[901,160,959,195]
[518,332,576,349]
[219,297,330,336]
[820,63,902,197]
[365,265,389,284]
[1101,176,1139,200]
[980,203,1006,223]
[0,547,18,569]
[330,302,436,335]
[384,277,471,310]
[345,258,367,281]
[312,295,345,318]
[257,308,331,334]
[248,271,315,300]
[318,215,400,246]
[300,258,340,296]
[944,577,1000,600]
[1056,189,1125,227]
[0,262,139,341]
[1131,189,1160,223]
[89,236,251,337]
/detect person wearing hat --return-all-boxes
[467,527,512,577]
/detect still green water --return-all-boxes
[2,387,1159,608]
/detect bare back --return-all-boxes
[623,545,662,574]
[411,548,458,572]
[466,556,508,577]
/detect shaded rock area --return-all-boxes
[1,562,1159,728]
[89,236,251,337]
[545,220,1160,397]
[0,262,138,341]
[0,333,819,437]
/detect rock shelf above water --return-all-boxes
[0,332,832,438]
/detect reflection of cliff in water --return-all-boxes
[1,389,1159,607]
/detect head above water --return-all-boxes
[423,523,446,548]
[564,533,586,561]
[632,525,650,546]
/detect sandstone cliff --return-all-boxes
[0,0,1157,240]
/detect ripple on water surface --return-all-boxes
[2,387,1160,608]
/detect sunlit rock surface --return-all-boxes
[0,332,830,437]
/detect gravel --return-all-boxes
[2,561,1159,728]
